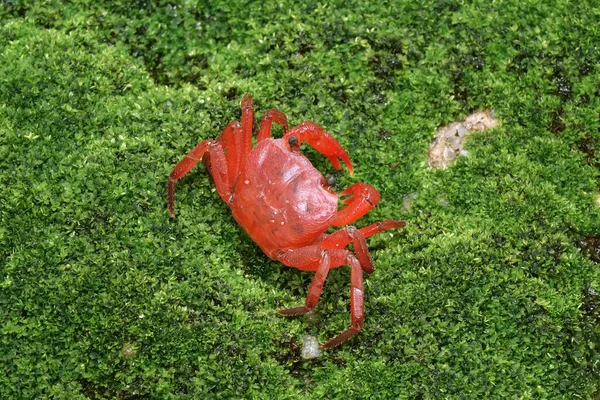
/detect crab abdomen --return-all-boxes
[231,138,338,258]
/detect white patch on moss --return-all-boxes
[301,335,321,359]
[428,110,499,169]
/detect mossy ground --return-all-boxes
[1,1,600,398]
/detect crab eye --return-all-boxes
[325,175,337,186]
[288,136,299,147]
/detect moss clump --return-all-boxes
[1,0,599,398]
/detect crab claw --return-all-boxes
[340,182,381,205]
[284,121,353,174]
[332,182,381,226]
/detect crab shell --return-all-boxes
[232,138,337,259]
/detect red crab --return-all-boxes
[168,95,405,348]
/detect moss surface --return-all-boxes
[1,1,600,398]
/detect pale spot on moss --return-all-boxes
[428,110,499,169]
[301,335,321,359]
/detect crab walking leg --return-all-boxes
[167,140,231,217]
[320,220,406,258]
[318,226,375,273]
[277,247,368,348]
[278,251,331,316]
[283,121,354,174]
[239,94,255,172]
[358,219,406,238]
[322,251,365,349]
[212,121,244,189]
[257,109,289,142]
[332,182,381,226]
[206,96,255,190]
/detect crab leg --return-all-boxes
[211,121,244,190]
[318,226,375,273]
[283,121,354,174]
[320,219,405,270]
[204,95,256,190]
[321,251,364,349]
[332,182,381,226]
[357,219,406,238]
[278,250,330,316]
[168,140,231,217]
[276,246,368,349]
[276,218,404,347]
[257,109,289,142]
[207,95,255,188]
[238,94,255,173]
[321,220,406,254]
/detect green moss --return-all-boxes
[1,0,599,398]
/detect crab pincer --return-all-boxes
[283,121,354,173]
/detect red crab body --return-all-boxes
[232,138,337,258]
[168,95,405,348]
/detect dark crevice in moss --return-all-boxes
[582,285,600,324]
[576,135,600,169]
[550,107,566,135]
[578,234,600,264]
[552,71,573,101]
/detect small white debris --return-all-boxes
[244,180,250,184]
[301,335,321,359]
[428,109,499,169]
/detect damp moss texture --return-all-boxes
[1,1,600,398]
